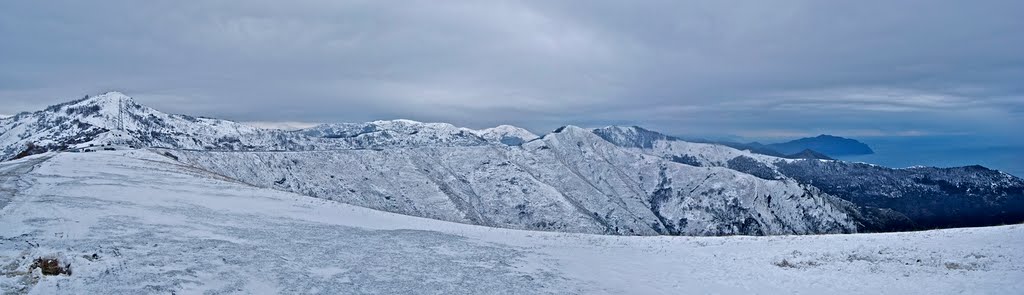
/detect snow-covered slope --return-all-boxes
[1,151,1021,294]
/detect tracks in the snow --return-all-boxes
[0,154,53,213]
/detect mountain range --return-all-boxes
[2,92,1022,235]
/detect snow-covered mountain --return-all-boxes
[592,125,1024,231]
[2,92,1021,236]
[0,92,314,159]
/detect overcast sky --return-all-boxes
[1,0,1022,141]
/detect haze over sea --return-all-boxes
[835,135,1024,178]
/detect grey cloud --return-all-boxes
[0,0,1021,141]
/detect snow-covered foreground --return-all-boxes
[1,150,1021,294]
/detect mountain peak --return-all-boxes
[77,91,135,106]
[44,91,143,120]
[97,90,131,99]
[370,118,423,125]
[474,125,538,145]
[32,91,145,127]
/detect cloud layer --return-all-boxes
[1,0,1021,141]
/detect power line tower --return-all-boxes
[117,97,124,131]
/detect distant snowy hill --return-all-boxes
[0,92,311,159]
[2,92,1022,235]
[299,120,489,148]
